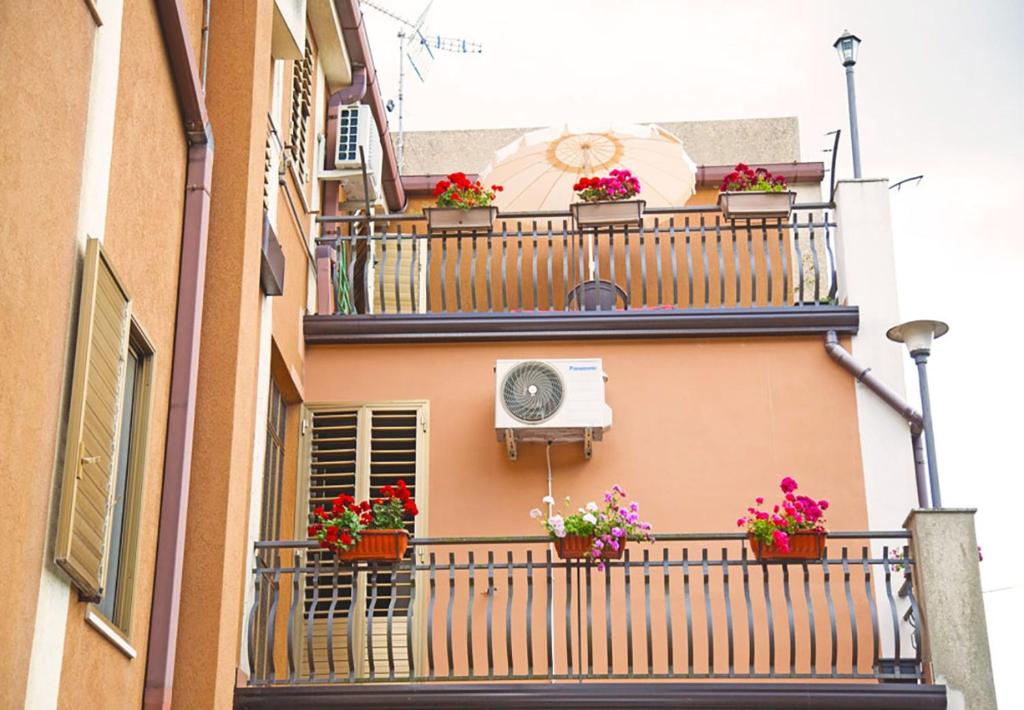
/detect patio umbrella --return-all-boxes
[479,123,697,212]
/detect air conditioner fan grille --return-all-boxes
[501,361,564,423]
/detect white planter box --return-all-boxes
[425,206,498,234]
[717,191,795,220]
[571,199,645,229]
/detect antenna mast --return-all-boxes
[361,0,482,172]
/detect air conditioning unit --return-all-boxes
[495,359,612,460]
[320,104,383,203]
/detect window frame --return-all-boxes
[86,319,155,651]
[295,401,430,676]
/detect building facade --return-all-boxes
[0,2,994,709]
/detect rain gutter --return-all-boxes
[402,173,481,195]
[147,2,213,708]
[696,162,826,187]
[334,0,406,212]
[824,331,929,508]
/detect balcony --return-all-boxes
[236,532,947,708]
[307,205,861,344]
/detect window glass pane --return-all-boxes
[97,350,138,622]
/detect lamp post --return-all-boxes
[887,319,950,508]
[833,30,863,178]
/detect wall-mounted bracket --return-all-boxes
[583,428,593,460]
[504,429,517,461]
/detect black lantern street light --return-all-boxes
[833,30,863,178]
[887,319,950,508]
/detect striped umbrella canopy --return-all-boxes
[480,124,697,212]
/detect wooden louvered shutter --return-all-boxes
[289,39,313,181]
[301,404,428,677]
[55,238,132,599]
[363,408,423,674]
[302,407,360,673]
[372,238,426,314]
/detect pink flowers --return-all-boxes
[573,168,641,203]
[738,476,829,551]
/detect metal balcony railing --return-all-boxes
[316,206,837,316]
[244,532,920,686]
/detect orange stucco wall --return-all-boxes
[172,2,275,708]
[303,337,869,537]
[55,1,188,706]
[0,2,95,706]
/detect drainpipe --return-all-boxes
[335,0,406,212]
[824,331,930,509]
[315,70,369,314]
[147,2,213,708]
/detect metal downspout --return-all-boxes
[147,2,213,708]
[824,331,930,508]
[335,0,407,212]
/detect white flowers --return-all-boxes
[585,501,598,512]
[529,508,543,519]
[582,513,597,525]
[542,495,555,506]
[547,514,566,538]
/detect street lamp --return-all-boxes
[833,30,863,179]
[887,319,950,508]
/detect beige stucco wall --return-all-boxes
[54,1,187,706]
[398,118,802,176]
[0,3,96,706]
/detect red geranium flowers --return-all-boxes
[308,479,419,554]
[719,163,788,193]
[433,171,502,208]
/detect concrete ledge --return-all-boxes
[235,682,947,709]
[305,306,859,344]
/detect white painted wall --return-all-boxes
[25,3,124,708]
[833,179,921,659]
[834,179,919,529]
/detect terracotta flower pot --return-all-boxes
[425,206,497,233]
[553,534,626,561]
[747,531,826,561]
[571,199,645,229]
[717,191,795,220]
[339,529,410,562]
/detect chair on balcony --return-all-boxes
[567,280,629,311]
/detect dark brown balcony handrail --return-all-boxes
[316,202,837,224]
[244,532,920,687]
[319,207,838,316]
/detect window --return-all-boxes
[300,402,429,676]
[55,239,154,644]
[252,378,288,678]
[261,379,287,543]
[288,39,313,182]
[93,326,153,635]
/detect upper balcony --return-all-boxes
[307,202,860,344]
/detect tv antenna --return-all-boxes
[361,0,483,172]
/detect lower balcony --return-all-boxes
[236,532,947,708]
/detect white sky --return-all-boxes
[364,1,1023,702]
